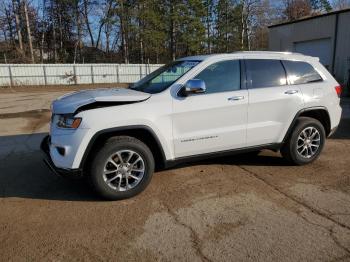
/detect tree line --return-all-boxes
[0,0,349,64]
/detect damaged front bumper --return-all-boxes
[40,135,84,179]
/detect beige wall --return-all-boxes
[269,15,336,53]
[334,12,350,87]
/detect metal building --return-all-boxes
[268,8,350,94]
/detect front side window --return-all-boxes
[246,59,287,89]
[131,60,200,94]
[282,60,323,85]
[194,60,241,94]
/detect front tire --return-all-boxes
[281,117,326,165]
[89,136,154,200]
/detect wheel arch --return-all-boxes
[80,125,167,171]
[283,107,331,143]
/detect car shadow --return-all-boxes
[0,114,349,202]
[0,132,100,201]
[330,118,350,139]
[165,152,290,172]
[0,133,287,201]
[0,153,284,202]
[333,98,350,139]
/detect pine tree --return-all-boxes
[179,0,206,56]
[137,0,167,63]
[215,0,241,53]
[204,0,215,53]
[310,0,332,12]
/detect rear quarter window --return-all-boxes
[282,60,323,85]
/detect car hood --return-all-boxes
[52,88,151,114]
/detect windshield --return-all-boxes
[130,60,200,94]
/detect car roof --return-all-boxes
[178,51,319,62]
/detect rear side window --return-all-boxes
[282,60,323,85]
[195,60,240,94]
[245,59,287,89]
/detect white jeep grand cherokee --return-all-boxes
[41,51,342,200]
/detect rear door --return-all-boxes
[245,59,305,146]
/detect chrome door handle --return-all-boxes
[284,90,299,95]
[228,96,245,101]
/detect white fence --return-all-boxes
[0,63,163,87]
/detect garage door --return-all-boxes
[294,38,332,70]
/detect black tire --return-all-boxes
[281,117,326,165]
[89,136,154,200]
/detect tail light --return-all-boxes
[335,85,342,97]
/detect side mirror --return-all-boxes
[179,79,206,97]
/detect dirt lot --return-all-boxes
[0,87,350,262]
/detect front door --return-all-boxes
[172,60,248,158]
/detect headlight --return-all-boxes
[57,114,82,129]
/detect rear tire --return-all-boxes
[281,117,325,165]
[89,136,154,200]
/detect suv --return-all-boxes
[41,52,342,200]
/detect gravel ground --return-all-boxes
[0,87,350,262]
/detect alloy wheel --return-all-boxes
[296,127,321,159]
[102,150,145,191]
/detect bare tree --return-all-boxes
[23,0,34,63]
[95,0,114,49]
[118,0,129,63]
[250,0,278,51]
[332,0,350,9]
[2,3,15,46]
[50,0,57,62]
[104,21,112,53]
[12,0,23,52]
[137,2,144,63]
[240,0,260,50]
[75,0,83,62]
[83,0,94,46]
[39,0,46,62]
[282,0,312,21]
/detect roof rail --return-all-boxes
[233,51,305,56]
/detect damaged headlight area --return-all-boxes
[56,114,82,129]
